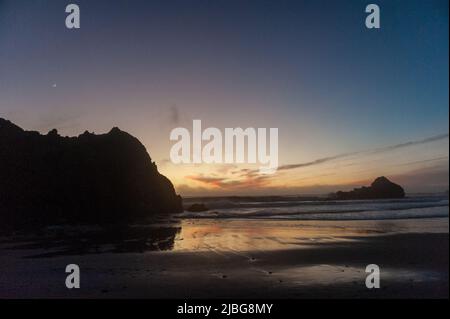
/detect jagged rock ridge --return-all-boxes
[0,118,182,228]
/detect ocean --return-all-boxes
[179,195,449,221]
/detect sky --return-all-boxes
[0,0,448,196]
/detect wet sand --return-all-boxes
[0,218,448,298]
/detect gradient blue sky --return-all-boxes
[0,0,448,195]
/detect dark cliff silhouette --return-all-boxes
[0,118,182,229]
[334,176,405,200]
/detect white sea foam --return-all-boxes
[178,196,449,221]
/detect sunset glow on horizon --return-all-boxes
[0,0,448,196]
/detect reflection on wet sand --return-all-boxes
[0,224,181,258]
[1,217,447,258]
[0,218,448,298]
[173,217,449,252]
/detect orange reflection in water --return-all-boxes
[173,218,449,252]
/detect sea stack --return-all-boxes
[0,118,183,228]
[334,176,405,200]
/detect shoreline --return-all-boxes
[0,218,448,299]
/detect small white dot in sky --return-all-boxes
[52,84,57,88]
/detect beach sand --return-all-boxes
[0,218,448,299]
